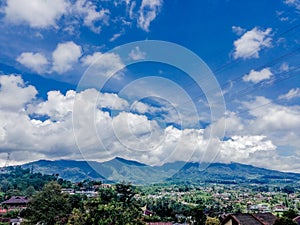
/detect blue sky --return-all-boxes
[0,0,300,172]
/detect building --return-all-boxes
[221,212,277,225]
[1,196,29,209]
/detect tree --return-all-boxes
[282,185,295,194]
[25,181,71,225]
[282,209,299,220]
[116,182,136,206]
[189,205,207,225]
[205,217,220,225]
[24,186,35,197]
[67,182,145,225]
[274,217,297,225]
[67,208,86,225]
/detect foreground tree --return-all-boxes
[274,217,297,225]
[189,205,207,225]
[68,182,145,225]
[205,217,220,225]
[282,209,299,220]
[24,181,71,225]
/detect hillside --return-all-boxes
[21,158,300,185]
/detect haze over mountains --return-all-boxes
[21,157,300,185]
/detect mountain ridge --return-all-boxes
[20,157,300,185]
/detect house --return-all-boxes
[221,212,277,225]
[10,218,22,225]
[273,205,288,212]
[1,196,29,209]
[61,188,75,194]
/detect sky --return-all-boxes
[0,0,300,173]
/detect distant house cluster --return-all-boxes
[61,183,112,197]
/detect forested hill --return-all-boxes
[20,157,300,185]
[0,166,67,199]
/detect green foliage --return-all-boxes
[282,185,295,194]
[274,217,297,225]
[0,166,58,196]
[2,209,19,218]
[25,181,71,225]
[205,217,220,225]
[116,182,136,205]
[67,183,145,225]
[189,205,207,225]
[282,209,299,219]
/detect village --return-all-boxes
[0,179,299,225]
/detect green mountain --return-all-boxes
[21,158,300,185]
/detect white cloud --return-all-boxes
[244,96,300,132]
[29,90,75,121]
[138,0,163,32]
[2,75,300,173]
[52,41,82,74]
[16,52,48,73]
[233,27,272,59]
[73,0,110,33]
[4,0,69,28]
[0,75,37,111]
[97,92,129,110]
[219,135,276,163]
[279,88,300,100]
[232,26,245,35]
[129,46,146,60]
[243,68,273,83]
[109,32,123,42]
[81,52,125,78]
[129,1,136,19]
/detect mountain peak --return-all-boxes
[113,157,147,167]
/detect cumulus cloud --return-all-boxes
[279,88,300,100]
[242,68,273,83]
[16,52,48,73]
[81,52,125,78]
[138,0,163,32]
[219,135,276,163]
[243,96,300,133]
[73,0,110,33]
[1,74,300,172]
[233,27,272,59]
[0,75,37,111]
[3,0,69,28]
[52,41,82,74]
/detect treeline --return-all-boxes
[0,167,60,200]
[21,182,145,225]
[16,181,209,225]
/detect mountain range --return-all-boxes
[20,157,300,185]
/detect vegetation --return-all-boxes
[0,166,59,200]
[0,166,299,224]
[23,182,71,225]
